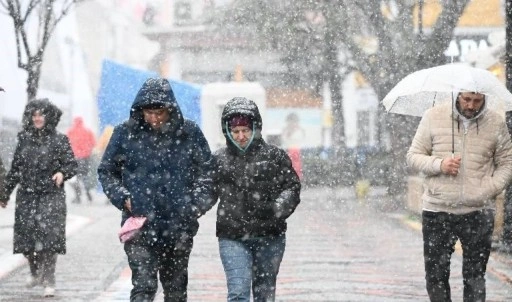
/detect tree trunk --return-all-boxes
[323,5,345,176]
[328,57,345,149]
[502,0,512,248]
[25,58,42,102]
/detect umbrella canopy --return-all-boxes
[382,64,512,116]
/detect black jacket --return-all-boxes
[213,97,301,239]
[1,99,77,254]
[98,78,215,243]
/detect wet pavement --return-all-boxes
[0,186,511,301]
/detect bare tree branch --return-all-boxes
[3,0,82,101]
[23,0,41,23]
[39,0,54,56]
[419,0,471,66]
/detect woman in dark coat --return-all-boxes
[0,98,77,297]
[212,97,301,302]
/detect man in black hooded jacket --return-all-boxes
[212,97,301,301]
[98,78,215,302]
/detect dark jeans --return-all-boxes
[218,234,286,302]
[25,251,58,286]
[124,234,193,302]
[422,209,494,302]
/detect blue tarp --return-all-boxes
[97,60,201,133]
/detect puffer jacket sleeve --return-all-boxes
[187,121,216,217]
[406,111,444,176]
[489,119,512,194]
[272,148,301,220]
[97,126,131,210]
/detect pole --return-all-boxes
[418,0,423,36]
[503,0,512,252]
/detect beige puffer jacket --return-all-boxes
[407,102,512,214]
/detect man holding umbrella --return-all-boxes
[407,90,512,301]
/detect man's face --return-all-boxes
[230,125,252,148]
[143,108,170,129]
[458,92,485,119]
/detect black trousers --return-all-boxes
[422,209,494,302]
[25,251,58,286]
[503,186,512,247]
[124,234,194,302]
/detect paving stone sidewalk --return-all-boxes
[0,187,511,301]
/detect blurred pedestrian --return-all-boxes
[67,116,96,204]
[0,157,5,194]
[281,112,305,179]
[407,91,512,301]
[0,98,77,298]
[212,97,301,302]
[98,78,215,302]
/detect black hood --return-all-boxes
[220,97,263,153]
[22,98,62,134]
[129,78,184,130]
[221,97,262,134]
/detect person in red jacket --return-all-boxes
[67,117,96,203]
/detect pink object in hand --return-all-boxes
[118,217,147,243]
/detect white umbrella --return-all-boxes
[382,64,512,116]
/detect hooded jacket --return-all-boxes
[1,99,77,197]
[0,98,77,254]
[407,102,512,214]
[98,78,215,241]
[213,97,301,239]
[67,117,96,159]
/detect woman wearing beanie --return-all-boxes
[212,97,301,302]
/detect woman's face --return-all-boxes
[32,111,45,129]
[230,125,252,148]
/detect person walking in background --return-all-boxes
[0,156,5,194]
[67,116,96,204]
[0,99,77,298]
[212,97,301,302]
[97,78,215,302]
[407,91,512,301]
[281,112,305,179]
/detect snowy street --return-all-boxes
[0,186,511,301]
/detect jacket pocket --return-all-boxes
[463,176,495,207]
